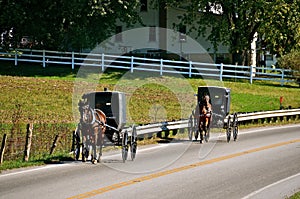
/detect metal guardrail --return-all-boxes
[131,109,300,137]
[237,109,300,122]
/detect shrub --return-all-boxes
[278,50,300,86]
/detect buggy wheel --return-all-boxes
[130,125,137,161]
[226,116,231,142]
[122,130,129,163]
[188,115,194,141]
[233,113,239,141]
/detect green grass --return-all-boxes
[0,62,299,171]
[0,153,74,172]
[0,62,299,124]
[289,192,300,199]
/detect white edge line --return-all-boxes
[0,163,72,178]
[241,172,300,199]
[1,124,299,178]
[0,144,169,178]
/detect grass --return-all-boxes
[289,192,300,199]
[0,61,299,170]
[1,62,299,124]
[0,153,74,172]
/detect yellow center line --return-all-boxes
[67,139,300,199]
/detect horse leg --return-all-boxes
[91,131,98,164]
[82,136,88,162]
[199,121,204,144]
[97,128,103,163]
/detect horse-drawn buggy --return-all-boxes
[188,86,238,143]
[73,90,137,163]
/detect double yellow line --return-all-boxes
[67,139,300,199]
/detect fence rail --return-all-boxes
[0,48,296,85]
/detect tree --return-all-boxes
[0,0,141,51]
[161,0,300,65]
[260,0,300,57]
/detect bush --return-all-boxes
[278,50,300,86]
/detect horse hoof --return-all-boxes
[91,159,97,164]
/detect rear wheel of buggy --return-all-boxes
[130,125,137,161]
[226,116,231,142]
[122,130,129,163]
[233,113,238,141]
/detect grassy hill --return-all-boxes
[0,62,299,125]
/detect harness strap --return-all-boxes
[89,107,96,125]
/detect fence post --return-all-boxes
[14,51,18,66]
[24,123,33,162]
[50,134,60,155]
[189,61,192,77]
[101,53,104,71]
[220,63,223,81]
[250,65,253,84]
[0,134,7,164]
[281,69,284,86]
[160,59,163,76]
[71,51,75,70]
[42,50,46,68]
[131,56,134,73]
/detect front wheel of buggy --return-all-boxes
[233,113,238,141]
[130,125,137,161]
[122,130,129,163]
[226,116,231,142]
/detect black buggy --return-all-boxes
[188,86,238,143]
[72,91,137,163]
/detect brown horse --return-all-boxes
[79,100,106,163]
[198,95,212,143]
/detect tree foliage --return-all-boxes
[260,0,300,57]
[0,0,141,51]
[278,50,300,71]
[161,0,300,64]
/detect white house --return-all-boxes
[95,0,230,64]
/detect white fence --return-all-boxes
[0,48,295,85]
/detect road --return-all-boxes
[0,124,300,199]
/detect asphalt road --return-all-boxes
[0,124,300,199]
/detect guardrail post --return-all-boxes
[71,51,75,70]
[220,63,223,81]
[131,56,134,73]
[160,59,163,76]
[42,50,46,68]
[189,61,192,77]
[14,51,18,66]
[101,53,104,71]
